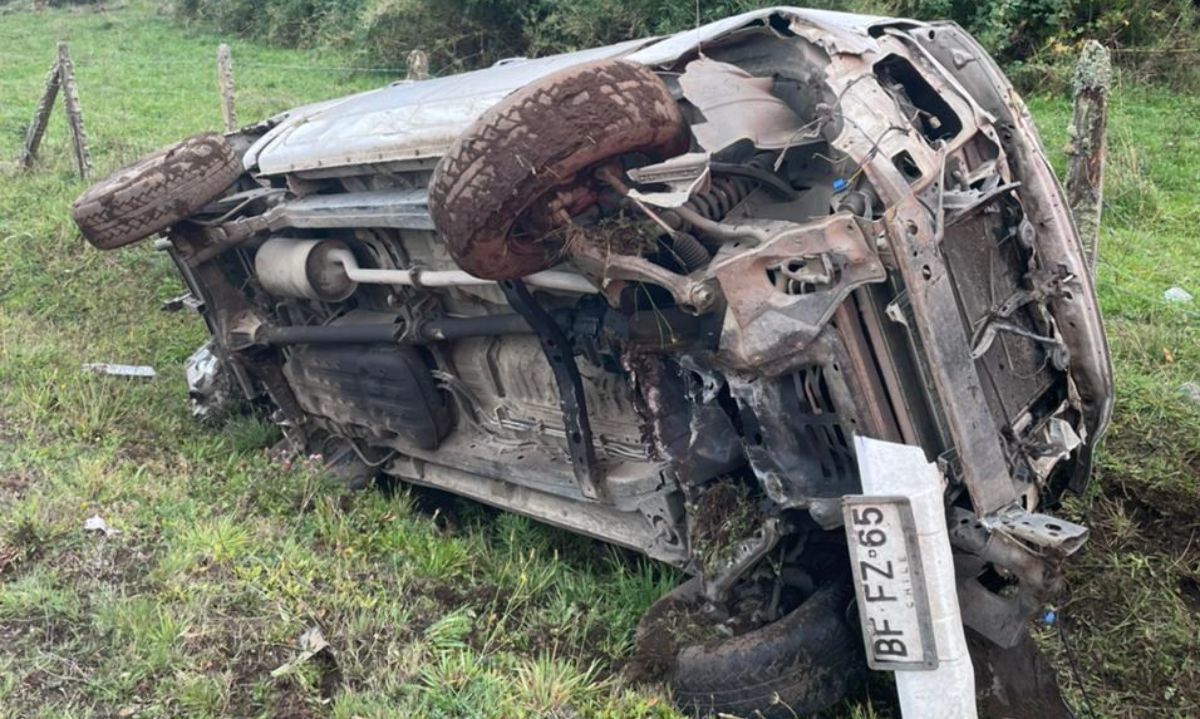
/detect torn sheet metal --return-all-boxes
[983,506,1089,555]
[678,58,806,152]
[625,7,885,66]
[185,342,235,421]
[1028,416,1083,480]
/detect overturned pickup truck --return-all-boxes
[73,7,1112,717]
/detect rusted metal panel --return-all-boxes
[883,200,1020,516]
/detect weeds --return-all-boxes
[0,2,1197,718]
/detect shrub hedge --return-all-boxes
[171,0,1199,88]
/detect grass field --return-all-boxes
[0,2,1197,718]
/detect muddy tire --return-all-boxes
[72,133,241,250]
[428,59,687,280]
[634,579,864,718]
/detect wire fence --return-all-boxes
[1,42,432,176]
[0,57,412,94]
[7,38,1200,186]
[1108,47,1200,54]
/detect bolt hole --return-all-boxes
[921,265,932,280]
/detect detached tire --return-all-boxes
[72,133,241,250]
[635,579,864,718]
[428,59,688,280]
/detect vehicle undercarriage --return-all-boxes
[73,8,1113,717]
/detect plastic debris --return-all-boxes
[83,363,156,378]
[1163,287,1194,304]
[1042,609,1057,626]
[832,178,848,192]
[1179,382,1200,406]
[83,514,117,536]
[271,626,332,678]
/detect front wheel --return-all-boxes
[428,58,688,280]
[632,578,865,718]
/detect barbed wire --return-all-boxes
[74,58,411,73]
[1108,47,1200,54]
[0,41,413,75]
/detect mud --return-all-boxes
[689,479,760,572]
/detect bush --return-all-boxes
[171,0,1200,88]
[355,0,530,72]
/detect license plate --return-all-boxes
[843,496,938,670]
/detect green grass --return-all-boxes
[0,2,1197,718]
[1025,87,1200,718]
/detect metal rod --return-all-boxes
[262,323,395,345]
[327,249,598,294]
[423,314,533,340]
[259,314,536,347]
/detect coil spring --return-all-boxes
[672,154,777,227]
[657,154,782,271]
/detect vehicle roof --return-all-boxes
[246,7,900,176]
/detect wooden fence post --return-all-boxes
[57,42,91,180]
[19,57,62,170]
[217,44,237,132]
[1065,40,1111,274]
[406,49,429,82]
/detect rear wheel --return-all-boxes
[428,58,688,280]
[72,133,241,250]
